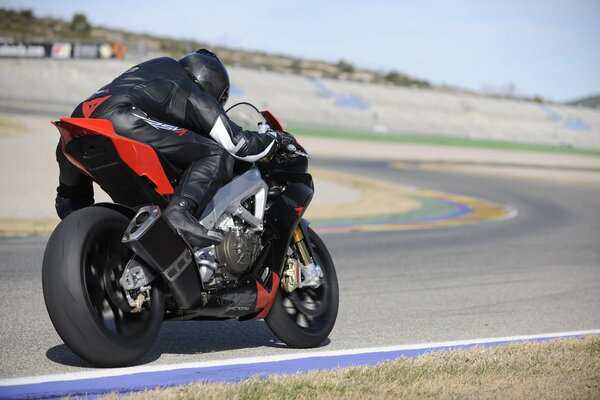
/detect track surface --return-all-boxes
[1,158,599,379]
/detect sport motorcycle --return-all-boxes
[42,102,339,367]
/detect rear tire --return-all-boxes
[42,207,164,367]
[265,227,339,348]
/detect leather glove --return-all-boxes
[55,195,94,219]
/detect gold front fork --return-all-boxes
[292,226,313,266]
[282,226,315,293]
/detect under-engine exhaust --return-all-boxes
[122,205,204,309]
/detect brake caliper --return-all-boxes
[282,257,301,292]
[119,258,156,313]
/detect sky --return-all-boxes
[2,0,599,102]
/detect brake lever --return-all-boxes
[294,150,311,159]
[285,144,311,159]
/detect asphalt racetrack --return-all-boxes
[1,158,599,380]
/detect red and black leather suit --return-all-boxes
[56,57,276,217]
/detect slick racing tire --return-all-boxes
[266,227,339,348]
[42,207,164,367]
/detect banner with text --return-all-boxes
[0,42,127,59]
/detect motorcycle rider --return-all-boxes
[55,49,293,247]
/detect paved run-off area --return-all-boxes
[1,112,598,234]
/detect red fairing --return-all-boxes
[255,273,280,319]
[52,120,95,179]
[260,110,285,131]
[52,118,174,195]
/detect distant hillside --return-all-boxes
[567,95,600,109]
[0,8,430,88]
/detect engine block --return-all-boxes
[215,230,261,277]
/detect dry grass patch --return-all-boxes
[306,167,421,220]
[0,114,25,137]
[0,217,58,236]
[105,336,600,399]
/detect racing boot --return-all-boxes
[163,196,223,248]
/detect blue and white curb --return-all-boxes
[1,329,599,399]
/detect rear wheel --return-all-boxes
[265,227,339,348]
[42,207,164,367]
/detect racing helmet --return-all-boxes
[178,49,230,106]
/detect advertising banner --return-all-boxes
[0,42,127,59]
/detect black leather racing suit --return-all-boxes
[56,57,276,216]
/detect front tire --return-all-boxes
[42,207,164,367]
[265,227,339,348]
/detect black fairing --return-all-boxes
[263,172,314,274]
[65,135,169,208]
[192,279,259,318]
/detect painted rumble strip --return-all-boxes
[313,189,517,233]
[1,330,599,399]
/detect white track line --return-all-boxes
[1,328,599,386]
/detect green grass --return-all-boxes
[104,336,600,400]
[291,126,600,157]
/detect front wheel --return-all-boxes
[42,207,164,367]
[265,227,339,348]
